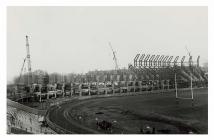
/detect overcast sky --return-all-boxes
[7,6,208,83]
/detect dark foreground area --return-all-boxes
[48,88,208,134]
[10,127,32,134]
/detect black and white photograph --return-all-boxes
[5,5,208,135]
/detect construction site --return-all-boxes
[7,36,208,134]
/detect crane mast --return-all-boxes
[185,45,191,57]
[26,35,32,85]
[18,58,26,84]
[185,45,193,67]
[109,42,119,71]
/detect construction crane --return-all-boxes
[109,42,119,71]
[26,35,33,85]
[18,58,26,84]
[15,36,33,94]
[185,45,193,67]
[185,45,191,57]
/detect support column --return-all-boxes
[119,82,121,93]
[79,83,82,97]
[175,74,178,98]
[162,80,164,90]
[39,85,42,102]
[39,93,42,103]
[97,82,100,95]
[175,74,179,104]
[88,83,91,96]
[104,82,107,95]
[152,79,154,91]
[126,81,128,93]
[62,83,65,97]
[112,82,115,94]
[167,80,170,90]
[157,80,160,90]
[191,74,194,107]
[54,83,57,98]
[70,83,73,97]
[70,88,73,97]
[139,81,142,92]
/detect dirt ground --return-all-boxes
[48,88,208,134]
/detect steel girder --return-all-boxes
[173,56,179,66]
[162,56,169,67]
[153,55,160,68]
[158,55,165,68]
[149,55,156,68]
[197,56,200,67]
[139,54,145,67]
[134,54,140,67]
[167,56,173,67]
[144,54,150,68]
[131,53,202,84]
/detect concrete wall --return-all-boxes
[7,99,55,134]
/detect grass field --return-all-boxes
[48,88,208,134]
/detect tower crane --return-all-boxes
[109,42,119,71]
[185,45,193,66]
[185,45,191,57]
[26,35,33,85]
[18,58,26,84]
[18,36,33,85]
